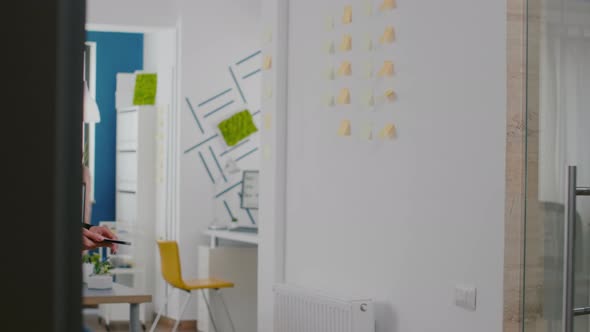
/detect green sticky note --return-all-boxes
[133,74,158,105]
[218,110,258,147]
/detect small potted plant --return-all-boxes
[81,252,100,283]
[87,257,114,290]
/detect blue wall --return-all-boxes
[86,31,143,225]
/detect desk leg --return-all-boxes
[130,303,141,332]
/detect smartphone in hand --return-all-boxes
[101,238,132,246]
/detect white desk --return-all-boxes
[204,229,259,248]
[201,229,258,331]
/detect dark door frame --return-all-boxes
[3,0,86,331]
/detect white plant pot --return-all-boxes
[87,274,113,290]
[82,263,94,283]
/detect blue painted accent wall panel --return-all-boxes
[86,31,143,225]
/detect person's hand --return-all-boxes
[82,226,119,254]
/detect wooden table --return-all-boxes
[83,283,152,332]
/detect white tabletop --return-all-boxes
[204,229,259,247]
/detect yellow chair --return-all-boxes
[150,240,236,332]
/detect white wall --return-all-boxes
[143,28,179,319]
[86,0,179,29]
[258,0,288,331]
[178,0,262,321]
[275,0,507,331]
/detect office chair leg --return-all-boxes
[217,289,236,332]
[172,291,192,332]
[148,289,172,332]
[201,289,219,332]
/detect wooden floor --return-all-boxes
[83,310,198,332]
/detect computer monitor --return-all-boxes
[240,170,259,210]
[225,170,259,233]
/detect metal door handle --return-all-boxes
[563,166,590,332]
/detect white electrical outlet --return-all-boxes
[454,285,477,311]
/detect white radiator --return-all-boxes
[273,284,375,332]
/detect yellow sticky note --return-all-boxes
[343,5,353,24]
[325,95,335,107]
[385,89,396,102]
[337,88,351,105]
[263,113,272,130]
[379,0,397,11]
[338,61,352,77]
[263,55,273,70]
[379,123,396,139]
[326,41,335,54]
[326,16,335,30]
[378,60,394,77]
[326,66,335,81]
[360,123,373,141]
[380,26,396,44]
[338,120,352,137]
[340,34,352,52]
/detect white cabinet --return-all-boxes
[99,99,156,326]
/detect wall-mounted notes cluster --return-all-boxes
[323,2,400,142]
[338,120,396,140]
[336,1,396,25]
[360,89,397,107]
[328,88,395,108]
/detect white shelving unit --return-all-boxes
[99,73,156,327]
